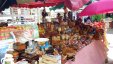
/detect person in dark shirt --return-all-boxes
[106,13,110,18]
[68,11,73,21]
[57,13,61,19]
[42,9,48,18]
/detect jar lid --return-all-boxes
[35,38,49,42]
[5,54,13,58]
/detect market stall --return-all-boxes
[0,0,108,64]
[0,16,107,64]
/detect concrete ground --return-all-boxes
[106,29,113,64]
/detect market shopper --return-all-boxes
[68,11,73,21]
[56,13,61,23]
[57,13,61,19]
[41,8,48,29]
[42,8,48,23]
[86,17,92,24]
[64,12,68,22]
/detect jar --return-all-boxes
[1,54,14,64]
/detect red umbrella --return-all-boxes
[79,0,113,16]
[64,0,90,11]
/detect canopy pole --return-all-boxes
[44,0,46,9]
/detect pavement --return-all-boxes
[106,29,113,64]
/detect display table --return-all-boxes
[65,40,107,64]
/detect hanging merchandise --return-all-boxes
[30,8,37,15]
[20,8,24,15]
[20,8,31,15]
[11,7,18,15]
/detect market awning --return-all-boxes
[0,0,90,12]
[14,0,90,11]
[13,1,57,8]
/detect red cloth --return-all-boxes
[65,40,107,64]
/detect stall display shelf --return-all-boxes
[0,23,39,42]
